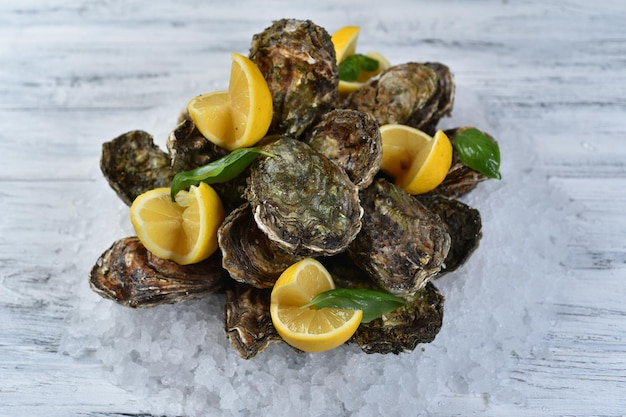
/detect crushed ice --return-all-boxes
[61,87,570,416]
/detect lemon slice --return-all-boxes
[188,52,273,150]
[129,183,225,265]
[270,258,363,353]
[338,51,391,95]
[331,26,391,95]
[380,124,453,195]
[331,25,360,63]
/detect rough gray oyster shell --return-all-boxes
[218,204,304,289]
[245,136,363,257]
[419,194,482,276]
[89,237,228,308]
[304,109,382,189]
[427,126,492,198]
[342,62,454,136]
[348,178,450,295]
[249,19,338,138]
[224,283,281,360]
[100,130,175,206]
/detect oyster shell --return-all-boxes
[166,115,249,212]
[245,136,363,257]
[427,126,492,198]
[348,178,450,295]
[218,204,304,288]
[166,114,229,173]
[342,62,454,136]
[321,253,444,354]
[224,283,281,360]
[249,19,338,138]
[100,130,175,206]
[352,282,444,354]
[419,194,482,275]
[304,109,382,189]
[89,237,228,308]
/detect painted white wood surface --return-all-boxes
[1,0,625,416]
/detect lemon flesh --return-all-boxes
[380,124,453,195]
[130,183,224,265]
[270,258,363,352]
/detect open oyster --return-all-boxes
[90,237,228,308]
[218,204,304,288]
[348,178,450,296]
[100,130,175,206]
[342,62,454,136]
[249,19,338,138]
[304,109,382,189]
[245,136,363,257]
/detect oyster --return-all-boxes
[166,114,229,173]
[218,204,304,288]
[100,130,175,206]
[304,109,382,189]
[249,19,338,138]
[89,237,228,308]
[166,116,249,212]
[342,62,454,136]
[428,126,492,198]
[348,178,450,295]
[245,136,363,257]
[352,282,444,354]
[419,194,482,275]
[224,283,282,360]
[321,253,444,354]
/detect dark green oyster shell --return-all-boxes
[218,204,304,289]
[249,19,339,138]
[348,178,450,296]
[342,62,454,136]
[321,253,444,354]
[304,109,382,189]
[89,237,228,308]
[351,282,444,354]
[245,137,363,257]
[418,194,482,275]
[100,130,175,206]
[224,283,281,360]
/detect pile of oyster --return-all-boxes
[91,19,491,359]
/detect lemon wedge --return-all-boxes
[270,258,363,352]
[129,183,224,265]
[380,124,453,195]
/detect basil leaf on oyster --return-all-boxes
[339,54,380,81]
[453,128,502,179]
[300,288,407,323]
[170,147,272,201]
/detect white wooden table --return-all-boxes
[2,1,625,416]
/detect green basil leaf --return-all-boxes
[338,54,380,81]
[300,288,407,323]
[356,54,379,72]
[338,56,360,81]
[453,128,502,179]
[170,147,272,201]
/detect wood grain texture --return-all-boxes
[1,0,625,416]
